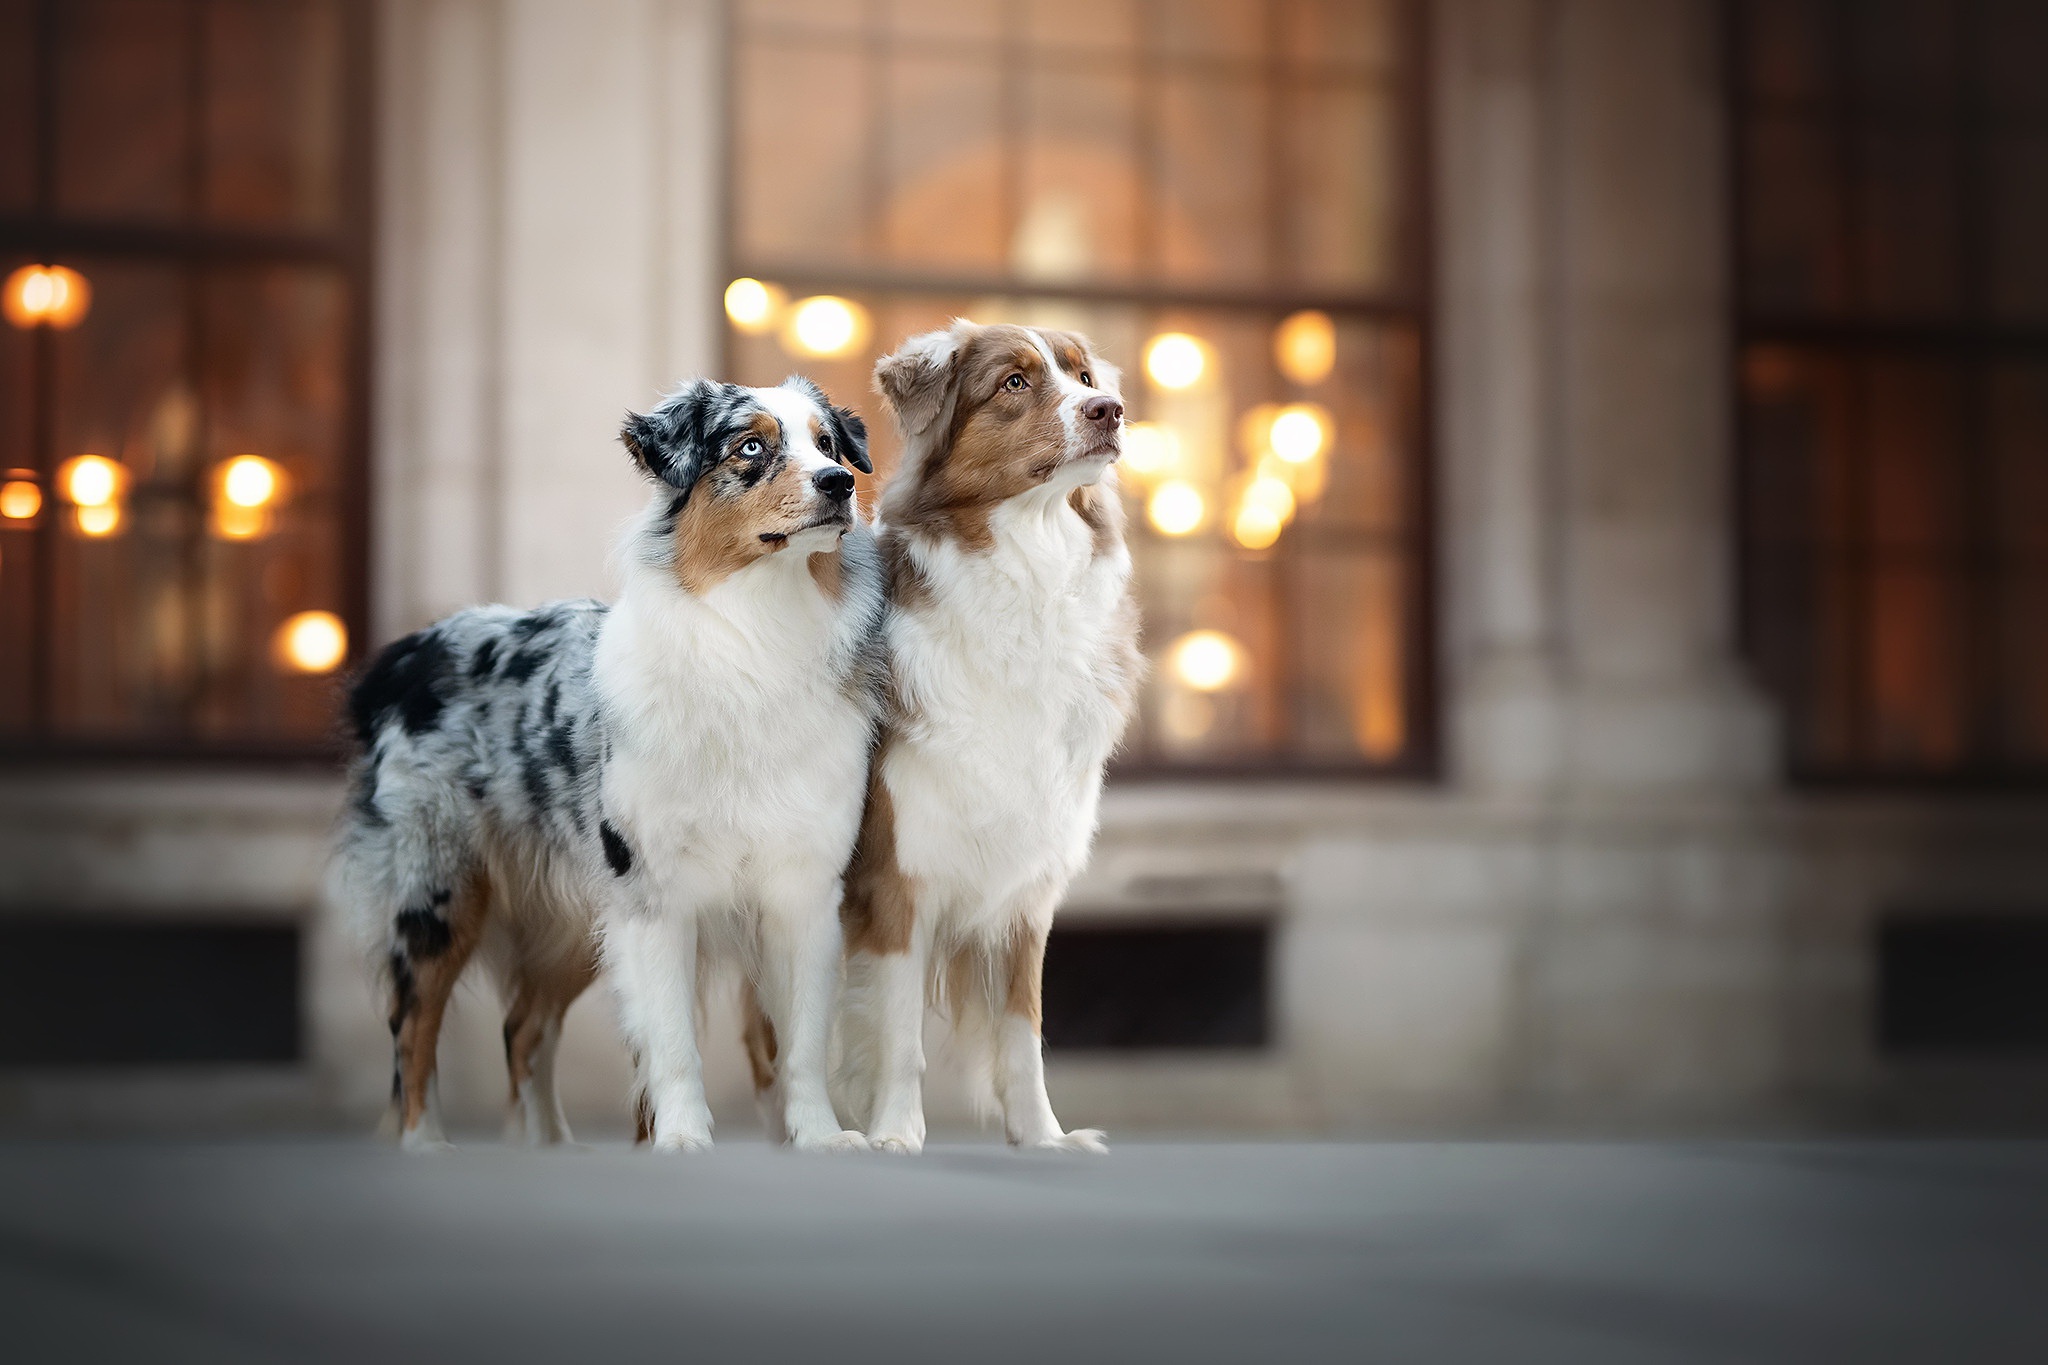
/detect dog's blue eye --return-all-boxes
[740,438,764,456]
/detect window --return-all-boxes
[0,0,370,757]
[725,0,1432,774]
[1734,0,2048,781]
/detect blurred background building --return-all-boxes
[1,0,2045,1137]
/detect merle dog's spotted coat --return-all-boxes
[333,376,882,1149]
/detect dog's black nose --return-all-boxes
[1082,396,1124,428]
[814,466,856,500]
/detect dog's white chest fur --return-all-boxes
[597,551,870,900]
[886,488,1131,933]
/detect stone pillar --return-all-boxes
[373,0,722,632]
[1438,0,1775,797]
[1438,0,1571,795]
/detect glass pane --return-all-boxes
[1289,548,1405,763]
[1852,0,1960,112]
[1987,134,2048,325]
[1021,66,1141,282]
[1026,0,1140,57]
[1997,573,2048,764]
[883,51,1003,272]
[1989,362,2048,564]
[738,0,863,39]
[1864,565,1970,770]
[1152,0,1266,66]
[1742,116,1845,316]
[885,0,999,46]
[1279,0,1403,74]
[203,0,345,229]
[1741,0,1835,105]
[1282,81,1403,292]
[1863,359,1967,555]
[55,0,194,221]
[1156,71,1266,284]
[0,0,33,211]
[733,43,870,267]
[1133,535,1284,763]
[1855,130,1962,320]
[1741,347,1857,552]
[45,260,190,737]
[1982,0,2048,119]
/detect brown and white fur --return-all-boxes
[774,322,1142,1153]
[334,377,883,1153]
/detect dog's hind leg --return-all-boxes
[739,979,788,1145]
[502,948,597,1147]
[388,866,489,1151]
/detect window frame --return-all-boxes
[1726,0,2048,788]
[717,0,1440,782]
[0,0,375,764]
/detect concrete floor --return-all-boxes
[2,1138,2045,1364]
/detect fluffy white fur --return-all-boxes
[838,326,1139,1154]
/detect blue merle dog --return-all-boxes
[333,376,884,1151]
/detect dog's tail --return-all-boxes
[328,630,487,1119]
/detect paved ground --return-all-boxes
[1,1138,2045,1364]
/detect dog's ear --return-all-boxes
[779,375,872,473]
[874,325,965,437]
[621,379,725,499]
[829,404,871,473]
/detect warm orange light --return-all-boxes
[1146,479,1205,536]
[1274,310,1335,386]
[1232,502,1284,550]
[1270,404,1331,463]
[276,610,348,674]
[0,479,40,521]
[1170,629,1243,692]
[1121,421,1182,483]
[1144,333,1207,390]
[220,454,281,508]
[784,295,869,359]
[74,502,122,537]
[212,502,271,541]
[3,264,92,329]
[724,277,786,334]
[60,455,124,507]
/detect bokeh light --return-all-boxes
[0,478,40,521]
[1274,310,1336,386]
[276,611,348,674]
[724,277,785,334]
[784,295,870,359]
[1144,332,1207,390]
[1121,421,1182,483]
[1269,404,1331,463]
[74,502,122,537]
[220,455,281,508]
[3,264,92,329]
[60,455,122,508]
[1147,479,1206,536]
[1170,629,1243,692]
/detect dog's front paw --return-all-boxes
[651,1131,714,1154]
[868,1132,924,1155]
[1025,1127,1108,1155]
[791,1128,870,1154]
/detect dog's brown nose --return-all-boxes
[1082,396,1123,428]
